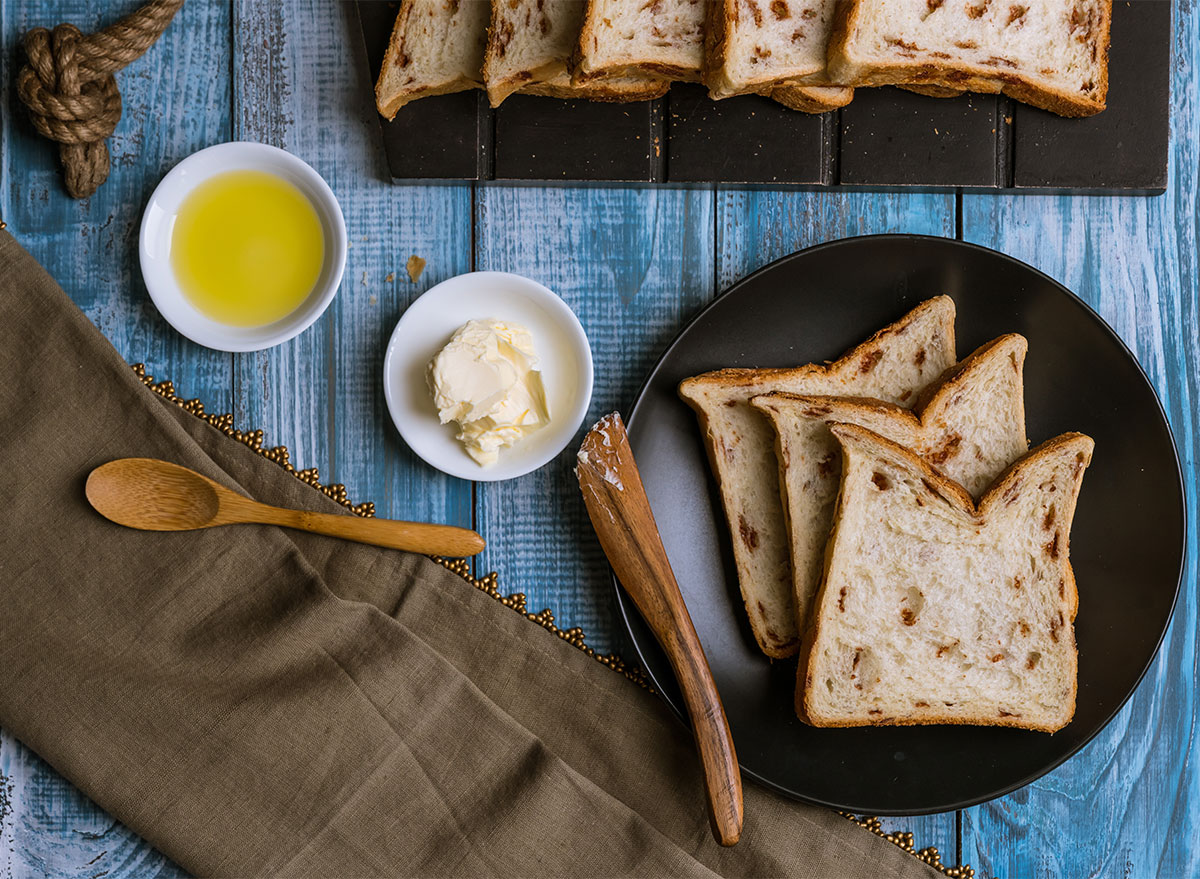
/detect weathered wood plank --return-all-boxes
[0,740,183,879]
[232,1,474,530]
[231,0,332,496]
[1,2,231,875]
[959,5,1199,875]
[715,187,960,857]
[1,0,234,406]
[474,186,715,650]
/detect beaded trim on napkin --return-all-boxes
[132,362,974,879]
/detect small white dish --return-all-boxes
[384,272,594,482]
[139,141,347,352]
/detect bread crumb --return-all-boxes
[385,272,395,283]
[369,295,378,306]
[406,255,426,283]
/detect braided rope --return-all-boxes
[16,0,185,198]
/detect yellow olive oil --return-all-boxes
[170,170,325,327]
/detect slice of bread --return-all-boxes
[704,0,842,99]
[483,0,668,106]
[767,83,854,112]
[678,296,956,658]
[798,424,1093,731]
[903,83,965,98]
[574,0,707,82]
[375,0,492,119]
[521,71,671,101]
[827,0,1111,117]
[752,333,1029,638]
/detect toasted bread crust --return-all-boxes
[798,424,1092,731]
[680,295,956,395]
[901,83,964,98]
[768,84,854,112]
[523,78,670,102]
[827,0,1112,117]
[911,333,1028,414]
[702,0,734,94]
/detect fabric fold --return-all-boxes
[0,230,940,878]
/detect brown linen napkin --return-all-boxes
[0,229,942,878]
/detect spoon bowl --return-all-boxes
[87,458,223,530]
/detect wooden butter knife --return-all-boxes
[575,413,743,847]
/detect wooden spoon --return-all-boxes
[575,413,743,847]
[86,458,485,557]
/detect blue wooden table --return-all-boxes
[1,2,1196,876]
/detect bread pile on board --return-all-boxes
[681,298,1094,731]
[375,0,1112,118]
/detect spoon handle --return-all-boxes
[247,505,485,557]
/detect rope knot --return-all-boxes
[15,0,184,199]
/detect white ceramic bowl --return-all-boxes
[139,141,347,352]
[384,272,594,482]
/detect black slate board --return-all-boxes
[356,0,1170,193]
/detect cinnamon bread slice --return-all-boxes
[375,0,491,119]
[704,0,844,99]
[827,0,1111,117]
[483,0,668,106]
[797,424,1092,731]
[752,333,1029,638]
[575,0,708,82]
[574,0,849,111]
[678,296,956,658]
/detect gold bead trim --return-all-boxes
[839,814,975,878]
[427,557,653,690]
[133,364,374,516]
[134,362,972,878]
[132,363,649,691]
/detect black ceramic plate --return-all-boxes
[618,235,1185,815]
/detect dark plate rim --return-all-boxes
[615,232,1188,815]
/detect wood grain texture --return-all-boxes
[715,189,957,290]
[579,414,743,846]
[0,740,182,879]
[232,0,475,534]
[474,185,715,648]
[1,1,227,876]
[959,3,1198,871]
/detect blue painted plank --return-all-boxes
[230,1,475,531]
[715,187,961,860]
[715,188,957,289]
[0,740,181,879]
[1,2,231,876]
[959,6,1199,876]
[230,1,333,488]
[474,186,716,652]
[1,0,233,406]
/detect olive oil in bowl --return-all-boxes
[170,170,325,327]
